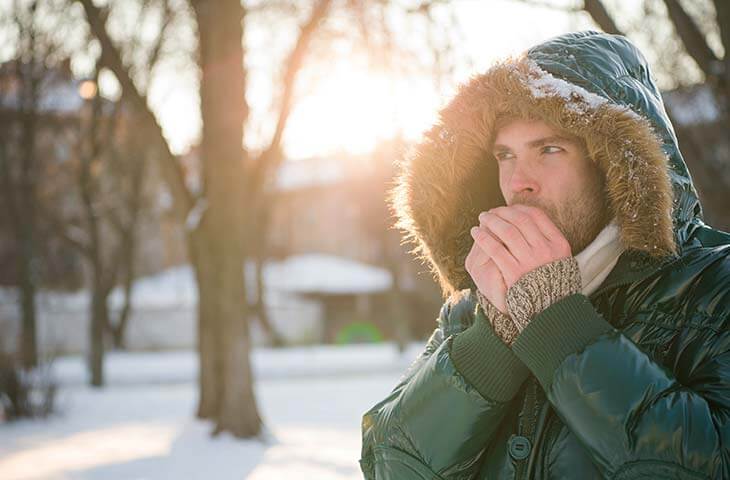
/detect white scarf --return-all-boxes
[574,218,624,296]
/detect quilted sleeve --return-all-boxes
[359,291,530,479]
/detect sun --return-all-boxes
[284,62,440,159]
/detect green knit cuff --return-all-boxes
[450,305,529,402]
[511,293,615,392]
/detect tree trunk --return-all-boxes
[18,223,38,369]
[191,237,222,420]
[89,281,108,387]
[712,0,730,130]
[190,227,262,436]
[191,0,262,437]
[108,218,139,351]
[213,244,260,436]
[109,275,132,350]
[18,58,40,369]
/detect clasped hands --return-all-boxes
[465,204,573,315]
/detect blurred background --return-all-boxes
[0,0,728,478]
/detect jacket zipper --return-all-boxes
[514,377,540,479]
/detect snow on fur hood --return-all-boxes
[389,31,703,298]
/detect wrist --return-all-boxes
[506,256,582,332]
[476,289,519,346]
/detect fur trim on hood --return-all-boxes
[389,54,677,298]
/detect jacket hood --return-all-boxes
[390,31,703,298]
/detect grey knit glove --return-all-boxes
[506,256,582,334]
[476,289,520,347]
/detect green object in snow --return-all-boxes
[335,322,383,344]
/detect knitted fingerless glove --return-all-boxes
[506,256,582,334]
[476,289,520,347]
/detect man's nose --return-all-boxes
[508,162,540,196]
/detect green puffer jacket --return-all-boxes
[360,31,730,480]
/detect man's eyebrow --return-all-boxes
[526,135,575,148]
[492,144,511,152]
[491,135,578,152]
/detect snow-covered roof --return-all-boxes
[262,253,392,295]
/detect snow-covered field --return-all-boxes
[0,343,422,479]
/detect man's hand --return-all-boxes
[467,205,572,306]
[464,235,509,314]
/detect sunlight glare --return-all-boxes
[284,63,440,159]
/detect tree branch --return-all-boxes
[583,0,623,35]
[247,0,333,196]
[76,0,194,223]
[36,202,93,257]
[662,0,720,80]
[713,0,730,92]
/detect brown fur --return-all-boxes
[389,56,676,298]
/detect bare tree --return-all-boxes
[103,123,150,350]
[32,0,172,384]
[76,0,462,437]
[38,63,153,385]
[0,0,71,369]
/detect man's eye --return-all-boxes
[494,152,514,161]
[542,146,564,154]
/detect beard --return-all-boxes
[512,182,611,255]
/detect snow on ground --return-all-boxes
[0,343,423,480]
[50,342,423,387]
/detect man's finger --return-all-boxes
[511,204,565,244]
[465,223,496,272]
[485,206,550,249]
[470,225,519,284]
[466,236,491,269]
[478,211,532,262]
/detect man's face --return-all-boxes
[492,119,611,255]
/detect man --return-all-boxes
[359,31,729,479]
